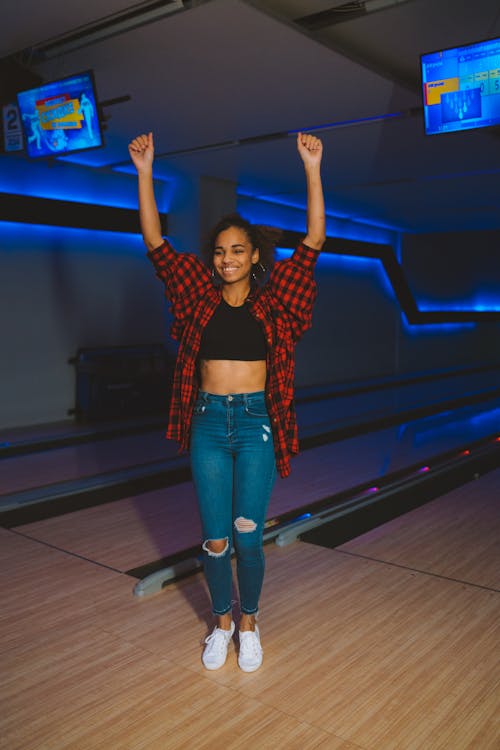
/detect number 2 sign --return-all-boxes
[2,103,24,152]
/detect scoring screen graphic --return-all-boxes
[17,72,103,158]
[421,38,500,135]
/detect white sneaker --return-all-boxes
[238,625,263,672]
[202,621,235,670]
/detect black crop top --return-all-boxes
[198,298,267,361]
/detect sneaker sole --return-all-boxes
[238,658,263,672]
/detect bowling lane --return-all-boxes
[2,367,499,498]
[297,366,500,437]
[1,428,178,496]
[12,400,500,572]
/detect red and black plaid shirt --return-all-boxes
[147,238,320,477]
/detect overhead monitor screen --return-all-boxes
[421,37,500,135]
[17,70,104,158]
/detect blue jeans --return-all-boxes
[190,391,277,615]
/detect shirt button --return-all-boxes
[228,395,233,401]
[273,417,278,423]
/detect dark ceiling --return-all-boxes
[1,0,500,233]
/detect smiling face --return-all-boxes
[213,226,260,285]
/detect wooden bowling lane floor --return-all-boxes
[1,470,499,749]
[9,426,500,582]
[1,428,177,496]
[9,433,401,572]
[3,380,499,499]
[337,467,500,591]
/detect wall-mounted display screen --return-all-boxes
[17,70,103,158]
[421,37,500,135]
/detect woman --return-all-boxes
[129,131,325,672]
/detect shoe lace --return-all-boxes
[240,630,261,657]
[205,628,229,655]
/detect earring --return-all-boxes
[251,262,267,283]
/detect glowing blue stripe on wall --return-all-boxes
[247,203,500,319]
[277,247,396,299]
[238,192,400,241]
[400,318,476,333]
[0,222,489,332]
[0,171,138,210]
[418,301,500,313]
[0,221,145,250]
[0,154,174,212]
[276,249,478,331]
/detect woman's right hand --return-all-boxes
[128,132,154,173]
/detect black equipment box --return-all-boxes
[69,344,175,421]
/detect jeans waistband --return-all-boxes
[197,391,265,406]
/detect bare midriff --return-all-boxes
[199,359,267,395]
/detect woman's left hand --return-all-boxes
[297,132,323,168]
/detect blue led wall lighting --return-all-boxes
[270,224,500,324]
[0,152,174,212]
[1,169,498,321]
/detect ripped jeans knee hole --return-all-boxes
[202,537,230,557]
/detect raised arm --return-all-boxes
[128,132,164,251]
[297,132,326,250]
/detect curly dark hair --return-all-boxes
[202,213,281,283]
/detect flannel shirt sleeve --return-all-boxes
[147,238,212,327]
[267,243,320,340]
